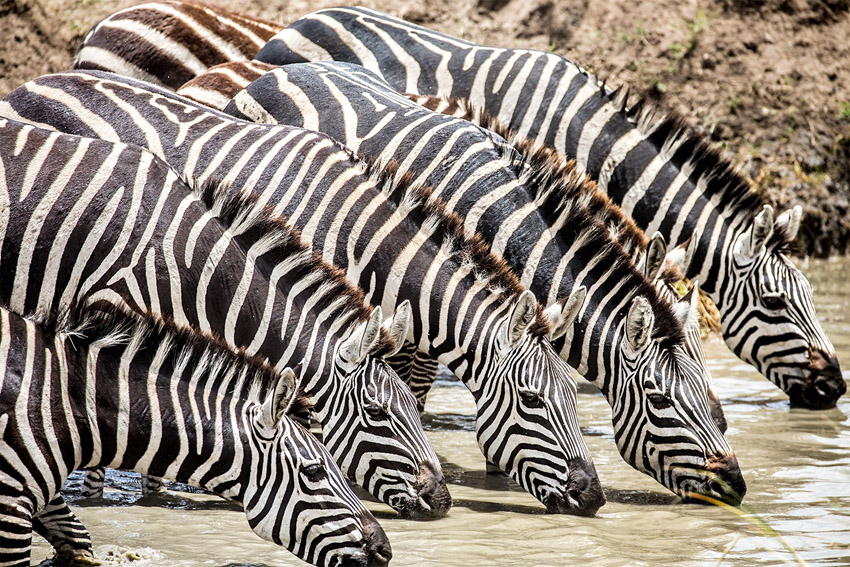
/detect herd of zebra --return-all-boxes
[0,2,846,566]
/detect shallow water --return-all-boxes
[32,258,850,566]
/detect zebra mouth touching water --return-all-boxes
[386,463,453,520]
[785,349,846,410]
[678,454,748,507]
[538,459,606,517]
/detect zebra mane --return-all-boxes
[410,94,684,343]
[607,86,797,253]
[358,156,552,338]
[7,298,291,403]
[192,177,398,356]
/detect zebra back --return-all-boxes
[73,1,281,88]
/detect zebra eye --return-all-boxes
[301,461,327,482]
[365,403,389,420]
[762,292,787,310]
[519,389,544,408]
[647,392,672,409]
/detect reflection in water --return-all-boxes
[31,258,850,566]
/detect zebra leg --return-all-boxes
[140,475,164,495]
[0,484,35,567]
[31,496,95,565]
[80,468,105,499]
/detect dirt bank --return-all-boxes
[2,0,849,255]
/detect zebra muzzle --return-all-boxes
[689,452,747,506]
[355,510,392,567]
[789,349,846,409]
[543,459,606,517]
[397,462,452,520]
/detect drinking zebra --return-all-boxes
[251,6,844,409]
[0,116,447,521]
[176,60,743,505]
[0,300,391,567]
[73,0,279,88]
[0,72,604,515]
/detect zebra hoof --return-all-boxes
[52,546,100,566]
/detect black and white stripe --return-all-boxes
[182,60,743,505]
[258,5,844,409]
[0,300,390,567]
[0,72,603,515]
[73,0,280,89]
[0,116,446,520]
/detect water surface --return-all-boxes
[32,258,850,566]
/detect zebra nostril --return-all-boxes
[356,510,392,567]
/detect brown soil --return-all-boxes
[2,0,849,255]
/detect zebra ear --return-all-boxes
[737,204,774,259]
[625,296,655,352]
[775,205,802,242]
[381,300,412,357]
[672,280,701,331]
[644,232,667,282]
[665,237,694,275]
[506,290,538,347]
[339,307,383,365]
[544,286,586,341]
[260,368,299,429]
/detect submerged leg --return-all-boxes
[388,345,439,413]
[32,495,94,565]
[140,475,163,495]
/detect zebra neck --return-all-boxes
[559,300,624,397]
[78,341,255,499]
[413,283,510,389]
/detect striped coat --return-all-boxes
[0,72,604,516]
[0,300,391,567]
[178,60,743,505]
[257,6,844,409]
[0,116,447,520]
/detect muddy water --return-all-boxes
[32,258,850,566]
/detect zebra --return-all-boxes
[0,71,606,516]
[0,116,448,521]
[403,92,729,432]
[72,0,280,89]
[0,300,392,567]
[251,5,845,409]
[175,60,743,505]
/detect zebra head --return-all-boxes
[474,290,605,516]
[643,232,728,433]
[614,296,746,506]
[245,369,392,567]
[324,302,450,519]
[702,205,843,409]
